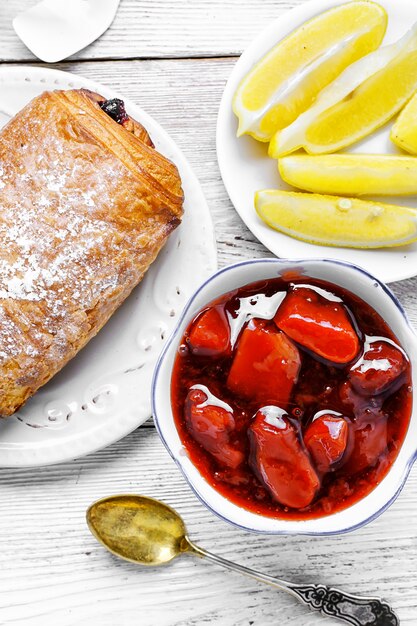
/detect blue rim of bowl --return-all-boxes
[151,257,417,535]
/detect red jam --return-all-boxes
[171,277,412,520]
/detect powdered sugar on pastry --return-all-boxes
[0,89,183,415]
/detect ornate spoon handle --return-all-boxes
[288,583,399,625]
[189,542,399,626]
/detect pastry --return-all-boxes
[0,88,184,416]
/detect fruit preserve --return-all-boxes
[171,277,412,520]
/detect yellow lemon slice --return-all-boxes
[391,93,417,153]
[279,154,417,196]
[269,23,417,157]
[232,1,387,142]
[255,189,417,249]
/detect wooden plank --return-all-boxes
[47,58,278,270]
[0,56,416,625]
[0,427,417,625]
[31,57,417,327]
[0,0,301,62]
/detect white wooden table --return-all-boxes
[1,2,417,624]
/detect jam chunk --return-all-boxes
[274,287,359,364]
[227,319,301,408]
[349,340,406,396]
[188,306,230,356]
[304,414,349,473]
[185,386,243,469]
[249,407,320,509]
[343,413,388,474]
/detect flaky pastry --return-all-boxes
[0,88,183,415]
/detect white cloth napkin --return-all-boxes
[13,0,120,63]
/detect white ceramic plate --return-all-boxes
[217,0,417,284]
[0,66,217,467]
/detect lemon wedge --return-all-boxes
[269,23,417,157]
[255,190,417,249]
[279,154,417,196]
[391,93,417,154]
[232,1,387,142]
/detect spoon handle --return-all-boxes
[281,584,399,626]
[189,542,398,626]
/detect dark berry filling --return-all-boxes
[99,98,129,125]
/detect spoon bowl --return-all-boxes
[87,495,189,566]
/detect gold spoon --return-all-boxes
[87,494,398,626]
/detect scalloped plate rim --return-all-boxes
[0,66,217,468]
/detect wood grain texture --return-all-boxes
[0,56,416,625]
[1,2,417,625]
[0,0,300,62]
[37,56,417,324]
[1,427,417,626]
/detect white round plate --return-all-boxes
[0,66,217,467]
[217,0,417,284]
